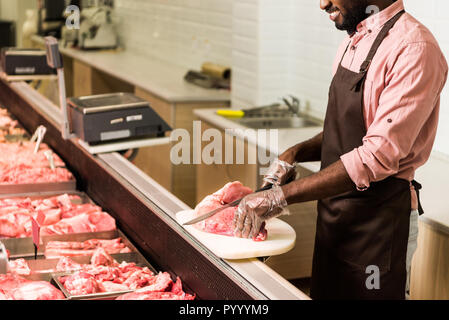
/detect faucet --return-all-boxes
[281,95,301,116]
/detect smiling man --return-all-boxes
[233,0,448,299]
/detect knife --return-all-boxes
[183,184,273,226]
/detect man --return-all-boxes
[233,0,448,300]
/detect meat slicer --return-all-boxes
[44,37,171,154]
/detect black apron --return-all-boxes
[310,10,421,300]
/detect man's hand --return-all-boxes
[261,158,296,188]
[233,186,288,239]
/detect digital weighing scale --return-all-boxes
[44,37,171,154]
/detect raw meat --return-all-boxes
[0,142,65,168]
[0,194,116,238]
[61,272,104,296]
[11,281,65,300]
[0,142,73,184]
[40,211,116,236]
[8,258,31,276]
[116,278,194,300]
[57,248,193,299]
[45,237,131,259]
[192,181,268,241]
[0,274,64,300]
[56,256,83,272]
[116,291,195,300]
[0,165,73,184]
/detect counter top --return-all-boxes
[194,108,323,172]
[195,108,449,230]
[31,35,230,104]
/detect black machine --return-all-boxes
[1,48,56,76]
[67,93,171,144]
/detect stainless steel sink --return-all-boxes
[231,116,319,129]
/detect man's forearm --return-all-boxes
[281,159,354,204]
[280,132,323,164]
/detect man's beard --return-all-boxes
[335,1,370,34]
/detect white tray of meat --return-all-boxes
[0,274,65,300]
[43,230,133,259]
[51,248,194,300]
[176,181,296,260]
[0,258,66,301]
[0,142,76,194]
[0,193,117,242]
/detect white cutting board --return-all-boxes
[176,210,296,260]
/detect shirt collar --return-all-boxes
[355,0,404,34]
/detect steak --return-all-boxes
[57,248,193,299]
[193,181,268,241]
[45,237,131,259]
[116,278,194,300]
[0,194,116,238]
[0,274,64,300]
[0,142,73,184]
[8,258,31,276]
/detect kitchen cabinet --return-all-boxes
[410,218,449,299]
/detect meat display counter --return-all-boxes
[0,77,309,300]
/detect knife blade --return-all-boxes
[182,184,273,226]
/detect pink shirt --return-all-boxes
[336,0,448,208]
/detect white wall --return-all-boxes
[0,0,37,47]
[114,0,232,70]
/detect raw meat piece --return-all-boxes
[116,277,195,300]
[45,237,131,259]
[40,211,116,236]
[8,258,31,276]
[0,165,73,184]
[56,256,83,272]
[0,274,64,300]
[193,181,268,241]
[60,272,104,296]
[0,142,65,168]
[101,281,129,292]
[0,274,28,291]
[55,249,194,299]
[124,271,170,291]
[91,247,117,267]
[11,281,65,300]
[0,141,72,185]
[0,289,12,300]
[116,291,195,300]
[0,194,116,239]
[132,272,174,292]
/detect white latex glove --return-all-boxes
[262,158,296,188]
[233,186,288,239]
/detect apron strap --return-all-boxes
[411,180,424,215]
[359,10,406,73]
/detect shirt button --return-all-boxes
[368,29,372,33]
[387,119,392,123]
[351,45,356,50]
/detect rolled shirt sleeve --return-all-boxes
[341,42,448,190]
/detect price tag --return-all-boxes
[30,125,47,154]
[44,150,55,170]
[31,211,46,249]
